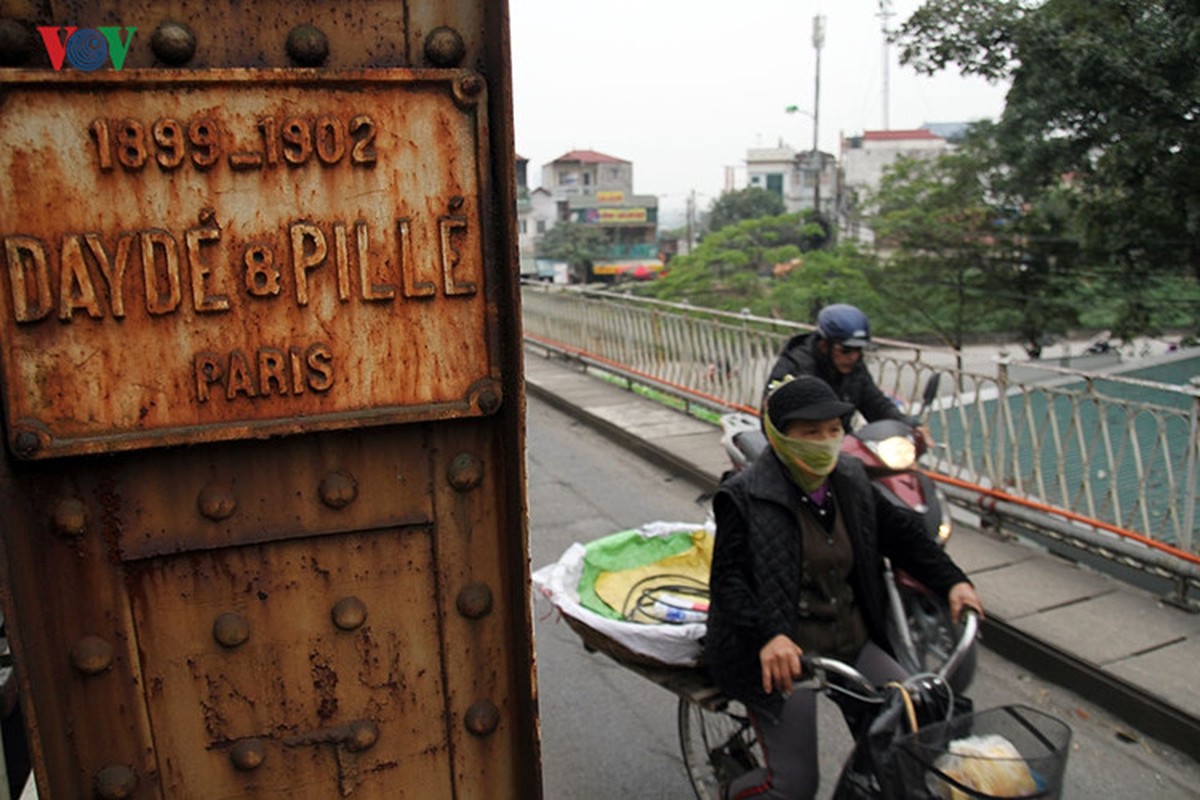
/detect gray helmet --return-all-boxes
[816,304,870,347]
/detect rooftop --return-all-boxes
[549,149,630,165]
[861,129,944,142]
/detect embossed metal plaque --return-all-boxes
[0,70,496,458]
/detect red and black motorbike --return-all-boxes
[718,374,976,690]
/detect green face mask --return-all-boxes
[764,413,844,493]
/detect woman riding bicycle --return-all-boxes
[705,375,984,799]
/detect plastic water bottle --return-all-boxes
[652,600,707,624]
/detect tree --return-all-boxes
[895,0,1200,336]
[767,246,884,326]
[867,137,1081,354]
[867,151,1001,350]
[638,212,875,319]
[536,221,609,283]
[706,187,786,235]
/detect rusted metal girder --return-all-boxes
[0,2,538,797]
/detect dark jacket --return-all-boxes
[704,449,968,719]
[765,333,911,430]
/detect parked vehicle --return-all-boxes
[718,374,976,691]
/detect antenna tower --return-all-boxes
[877,0,894,130]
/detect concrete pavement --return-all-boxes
[524,346,1200,763]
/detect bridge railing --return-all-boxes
[521,283,1200,575]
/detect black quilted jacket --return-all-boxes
[704,450,968,719]
[765,333,913,430]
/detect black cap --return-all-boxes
[767,376,854,428]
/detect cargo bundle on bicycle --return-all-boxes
[532,520,714,668]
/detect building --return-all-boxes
[745,141,837,217]
[541,149,633,200]
[533,150,661,283]
[841,128,953,195]
[516,155,557,278]
[839,128,955,243]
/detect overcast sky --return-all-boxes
[509,0,1011,215]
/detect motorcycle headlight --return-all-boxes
[937,520,953,545]
[870,435,917,470]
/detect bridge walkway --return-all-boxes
[524,347,1200,762]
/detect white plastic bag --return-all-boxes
[929,734,1038,799]
[531,521,712,667]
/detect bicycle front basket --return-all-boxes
[893,705,1072,799]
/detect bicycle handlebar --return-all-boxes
[800,609,980,698]
[938,607,980,680]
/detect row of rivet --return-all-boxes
[53,450,482,533]
[69,584,495,670]
[90,719,384,792]
[199,470,360,521]
[231,718,380,771]
[0,19,467,68]
[51,471,363,536]
[211,594,367,649]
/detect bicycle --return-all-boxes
[675,611,1072,799]
[539,534,1070,798]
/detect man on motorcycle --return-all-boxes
[764,304,932,445]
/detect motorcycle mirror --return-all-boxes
[920,373,942,415]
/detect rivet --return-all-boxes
[424,26,465,67]
[150,20,196,65]
[319,471,358,509]
[198,483,236,521]
[477,387,501,415]
[464,701,500,737]
[456,582,493,620]
[230,738,266,771]
[0,19,32,66]
[458,73,484,97]
[70,635,114,676]
[12,430,40,458]
[331,596,367,631]
[94,764,137,799]
[345,719,379,752]
[447,453,482,492]
[286,24,329,67]
[467,378,502,415]
[53,498,87,537]
[213,612,250,648]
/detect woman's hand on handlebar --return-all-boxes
[760,634,804,695]
[948,581,985,623]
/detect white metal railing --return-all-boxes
[521,283,1200,564]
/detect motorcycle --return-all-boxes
[717,374,976,691]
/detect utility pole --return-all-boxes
[811,14,825,218]
[686,190,696,255]
[877,0,894,130]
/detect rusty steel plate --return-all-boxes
[0,69,499,459]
